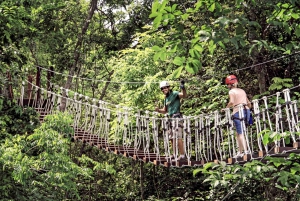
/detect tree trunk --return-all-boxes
[255,64,267,94]
[247,7,267,94]
[99,70,114,100]
[60,0,98,111]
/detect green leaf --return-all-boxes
[193,49,201,59]
[153,52,160,61]
[181,13,189,20]
[185,62,194,74]
[277,171,289,187]
[230,38,239,49]
[262,132,270,145]
[160,52,167,61]
[240,40,246,47]
[151,0,159,13]
[256,165,261,172]
[171,4,177,12]
[189,49,195,57]
[149,12,158,18]
[269,157,286,167]
[295,25,300,37]
[153,13,162,29]
[173,56,185,66]
[284,137,290,145]
[191,59,202,72]
[291,166,300,175]
[152,45,161,51]
[164,6,171,12]
[218,41,225,49]
[159,0,169,11]
[213,180,219,188]
[208,41,216,55]
[236,24,244,35]
[291,13,299,19]
[171,66,183,78]
[193,44,203,52]
[193,168,202,176]
[208,3,216,12]
[195,1,203,10]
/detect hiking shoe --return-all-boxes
[244,151,251,155]
[172,155,186,161]
[233,152,244,158]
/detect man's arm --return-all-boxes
[226,93,235,108]
[246,98,252,108]
[178,88,187,98]
[155,106,167,114]
[178,80,187,98]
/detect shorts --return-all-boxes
[167,114,183,139]
[232,109,250,134]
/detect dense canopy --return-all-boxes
[0,0,300,200]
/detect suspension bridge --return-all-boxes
[16,73,300,168]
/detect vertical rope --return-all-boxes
[134,111,141,152]
[275,92,284,147]
[172,118,179,163]
[283,89,296,143]
[144,111,151,161]
[238,104,251,153]
[185,116,192,163]
[163,116,172,162]
[205,115,212,161]
[213,111,219,161]
[252,99,266,153]
[262,96,273,132]
[114,106,122,153]
[194,117,200,161]
[20,81,25,107]
[152,115,161,163]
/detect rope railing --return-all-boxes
[17,79,300,167]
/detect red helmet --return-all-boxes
[225,75,238,85]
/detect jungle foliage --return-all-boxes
[0,0,300,200]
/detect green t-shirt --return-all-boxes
[164,91,180,116]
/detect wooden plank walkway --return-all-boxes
[37,108,300,168]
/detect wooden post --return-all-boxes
[27,74,34,100]
[36,66,41,102]
[47,66,54,91]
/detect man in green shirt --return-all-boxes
[155,80,187,161]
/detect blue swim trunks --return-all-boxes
[232,109,250,134]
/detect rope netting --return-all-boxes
[18,80,300,167]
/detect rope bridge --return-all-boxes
[18,80,300,168]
